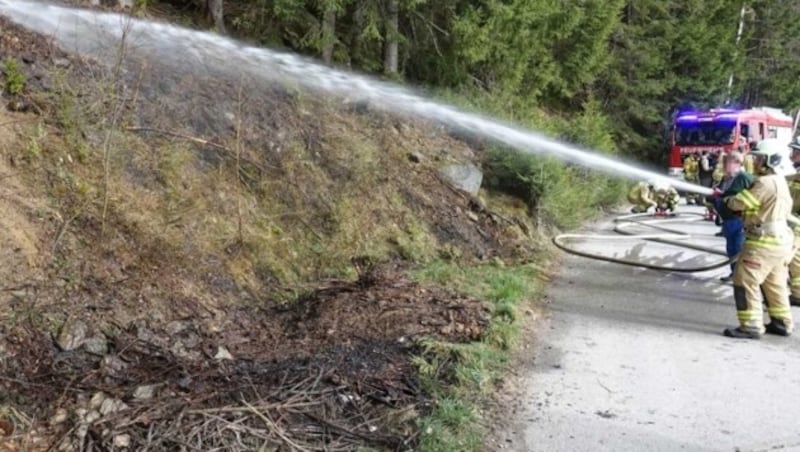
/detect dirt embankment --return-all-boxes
[0,13,535,451]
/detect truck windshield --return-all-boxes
[675,122,736,146]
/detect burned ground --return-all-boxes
[3,270,490,450]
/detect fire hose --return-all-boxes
[552,212,736,272]
[552,178,800,273]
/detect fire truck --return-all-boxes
[668,107,796,179]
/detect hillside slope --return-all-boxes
[0,14,539,450]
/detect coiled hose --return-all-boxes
[553,212,736,272]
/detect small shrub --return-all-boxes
[2,57,26,95]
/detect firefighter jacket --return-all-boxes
[716,171,754,221]
[683,157,699,178]
[654,187,679,208]
[787,174,800,233]
[788,174,800,216]
[726,173,793,247]
[627,182,655,206]
[712,158,725,184]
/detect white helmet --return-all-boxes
[751,139,785,170]
[650,180,668,192]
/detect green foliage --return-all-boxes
[735,2,800,110]
[145,0,800,165]
[480,99,626,229]
[25,121,45,160]
[598,0,746,163]
[418,397,481,452]
[412,260,541,451]
[1,57,26,95]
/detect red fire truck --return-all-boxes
[668,107,795,179]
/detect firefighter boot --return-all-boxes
[765,319,791,337]
[723,326,762,339]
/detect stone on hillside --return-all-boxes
[56,320,88,351]
[439,164,483,196]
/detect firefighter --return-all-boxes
[699,151,714,187]
[627,181,657,213]
[718,139,794,338]
[786,138,800,306]
[712,154,725,186]
[712,151,753,282]
[791,138,800,170]
[653,183,679,215]
[705,155,726,222]
[683,153,700,204]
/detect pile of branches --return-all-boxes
[3,327,425,451]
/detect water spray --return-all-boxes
[0,0,712,196]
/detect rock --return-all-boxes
[177,376,192,391]
[182,332,201,348]
[56,320,88,351]
[49,408,69,426]
[170,340,199,360]
[213,345,234,361]
[83,335,109,356]
[113,434,131,448]
[466,211,479,222]
[165,320,192,336]
[101,355,127,377]
[408,152,424,163]
[99,398,129,416]
[133,385,157,400]
[89,392,107,410]
[438,164,483,196]
[52,57,71,69]
[84,410,101,424]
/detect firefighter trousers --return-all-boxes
[685,174,700,202]
[732,239,794,335]
[790,233,800,300]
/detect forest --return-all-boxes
[163,0,800,163]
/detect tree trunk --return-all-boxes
[208,0,226,34]
[383,0,399,75]
[322,6,336,64]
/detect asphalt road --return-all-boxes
[502,205,800,452]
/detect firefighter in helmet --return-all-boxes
[786,137,800,306]
[627,181,657,213]
[653,183,680,215]
[683,153,700,204]
[718,139,794,338]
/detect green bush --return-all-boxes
[481,99,626,229]
[1,57,26,95]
